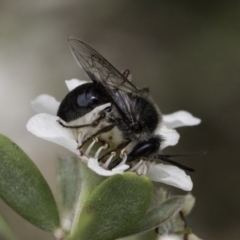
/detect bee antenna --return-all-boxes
[154,151,206,172]
[159,151,206,159]
[154,155,195,172]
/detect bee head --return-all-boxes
[132,122,142,138]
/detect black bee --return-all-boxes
[57,37,203,171]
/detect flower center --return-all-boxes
[77,131,148,174]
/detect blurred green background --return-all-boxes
[0,1,239,239]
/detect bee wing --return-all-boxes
[68,37,142,121]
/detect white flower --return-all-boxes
[146,164,192,191]
[158,235,181,240]
[158,234,202,240]
[27,79,201,191]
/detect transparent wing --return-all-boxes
[68,37,142,121]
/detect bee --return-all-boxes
[57,37,203,171]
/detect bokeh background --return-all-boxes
[0,1,240,239]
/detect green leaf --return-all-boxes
[118,230,156,240]
[0,213,18,240]
[57,156,80,212]
[69,160,106,236]
[125,196,185,236]
[0,134,60,232]
[71,172,153,240]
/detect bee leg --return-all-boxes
[77,124,115,149]
[57,110,106,129]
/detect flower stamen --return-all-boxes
[118,152,127,166]
[102,152,116,169]
[129,159,143,172]
[136,161,148,175]
[94,143,109,159]
[120,149,126,158]
[85,137,98,156]
[77,131,82,146]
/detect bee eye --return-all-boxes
[90,96,100,106]
[77,93,88,107]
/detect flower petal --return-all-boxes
[158,234,202,240]
[31,94,60,115]
[112,164,130,173]
[65,79,89,91]
[27,103,111,156]
[181,194,195,216]
[88,158,129,176]
[157,125,180,150]
[188,234,202,240]
[26,113,79,155]
[158,235,182,240]
[162,111,201,129]
[146,164,193,191]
